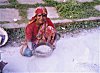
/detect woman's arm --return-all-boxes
[25,24,33,50]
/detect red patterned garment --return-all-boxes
[25,7,56,45]
[25,18,56,45]
[36,21,56,44]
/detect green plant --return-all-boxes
[56,1,100,19]
[56,21,100,32]
[5,28,25,41]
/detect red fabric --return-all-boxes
[25,18,56,44]
[46,18,55,29]
[46,26,55,36]
[30,7,43,21]
[25,22,38,43]
[35,8,43,14]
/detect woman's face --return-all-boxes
[36,13,44,24]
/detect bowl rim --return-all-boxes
[33,42,54,57]
[0,27,8,47]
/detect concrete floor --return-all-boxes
[0,27,100,73]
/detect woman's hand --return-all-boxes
[27,42,33,50]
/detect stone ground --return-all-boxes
[0,0,9,5]
[17,0,45,4]
[0,27,99,73]
[0,8,21,22]
[0,0,100,25]
[27,7,59,20]
[76,0,93,2]
[54,0,68,2]
[95,5,100,11]
[54,0,94,2]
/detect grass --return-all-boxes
[0,0,100,23]
[56,20,100,32]
[5,28,25,41]
[4,20,100,42]
[0,21,10,24]
[49,0,100,19]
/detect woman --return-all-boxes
[20,7,56,57]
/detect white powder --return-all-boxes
[35,45,51,53]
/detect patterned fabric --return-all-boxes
[36,23,56,45]
[25,18,56,45]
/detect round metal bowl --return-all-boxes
[0,27,8,47]
[33,42,54,57]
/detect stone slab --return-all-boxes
[1,16,100,28]
[17,0,45,4]
[94,5,100,11]
[27,7,59,20]
[0,23,26,29]
[76,0,93,2]
[0,8,21,22]
[54,0,94,3]
[54,0,68,2]
[0,0,9,5]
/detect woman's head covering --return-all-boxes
[42,7,48,14]
[29,7,44,22]
[34,7,44,17]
